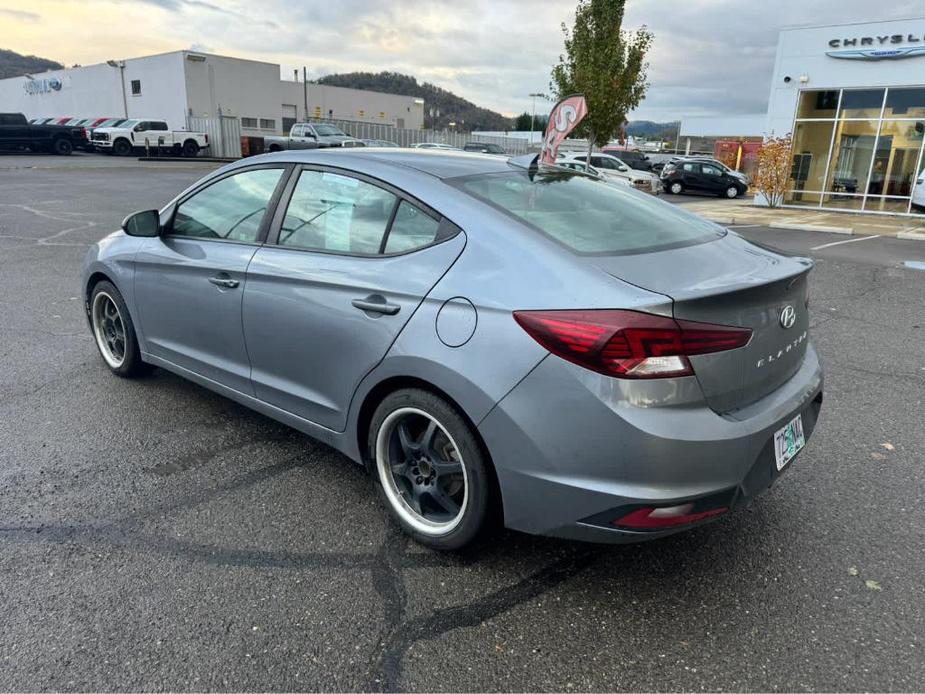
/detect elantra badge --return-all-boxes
[779,305,796,329]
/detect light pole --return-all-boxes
[107,60,127,118]
[529,92,546,144]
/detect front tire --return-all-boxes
[112,139,132,157]
[669,181,683,195]
[369,389,493,550]
[724,185,740,199]
[89,280,150,377]
[52,137,73,155]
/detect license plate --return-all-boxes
[773,414,805,471]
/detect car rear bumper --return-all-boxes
[478,343,824,543]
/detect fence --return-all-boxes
[186,115,242,158]
[311,117,533,154]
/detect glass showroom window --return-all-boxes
[788,87,925,215]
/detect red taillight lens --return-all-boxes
[513,309,751,379]
[613,504,729,529]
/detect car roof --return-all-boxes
[253,148,515,179]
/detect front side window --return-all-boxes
[278,170,396,253]
[702,165,721,176]
[453,170,724,255]
[170,168,284,243]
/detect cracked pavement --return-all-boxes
[1,154,925,691]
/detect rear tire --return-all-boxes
[89,280,151,378]
[369,388,493,551]
[112,139,132,157]
[268,144,282,152]
[182,140,199,157]
[669,181,683,195]
[52,137,73,156]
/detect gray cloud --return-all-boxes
[0,8,40,21]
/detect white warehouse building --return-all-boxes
[0,50,425,138]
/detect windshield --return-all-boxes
[313,124,346,136]
[453,170,724,255]
[120,119,140,128]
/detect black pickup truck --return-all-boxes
[0,113,88,155]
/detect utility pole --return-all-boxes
[303,66,308,121]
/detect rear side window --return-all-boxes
[279,170,397,254]
[170,168,284,242]
[384,201,440,253]
[453,170,724,255]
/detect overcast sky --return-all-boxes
[1,0,923,121]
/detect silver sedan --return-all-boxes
[83,149,823,550]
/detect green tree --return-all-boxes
[513,112,533,131]
[550,0,653,163]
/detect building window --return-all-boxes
[259,118,275,130]
[241,117,258,128]
[130,79,141,96]
[787,86,925,215]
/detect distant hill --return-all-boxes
[316,71,511,131]
[626,120,680,141]
[0,48,62,79]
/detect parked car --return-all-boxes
[91,119,209,157]
[554,160,632,186]
[600,146,653,171]
[912,168,925,211]
[664,157,750,186]
[463,142,506,154]
[662,160,748,198]
[264,122,364,151]
[560,153,661,194]
[361,139,400,148]
[83,148,822,550]
[0,112,88,155]
[411,143,461,150]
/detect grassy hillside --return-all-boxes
[317,71,510,131]
[0,48,63,79]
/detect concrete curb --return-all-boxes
[898,230,925,241]
[137,157,236,163]
[769,221,853,234]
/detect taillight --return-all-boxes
[513,309,751,379]
[613,503,728,529]
[204,134,209,144]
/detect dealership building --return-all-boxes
[767,16,925,215]
[0,50,425,137]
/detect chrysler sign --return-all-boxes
[827,32,925,60]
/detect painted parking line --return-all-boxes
[727,224,763,229]
[810,234,882,251]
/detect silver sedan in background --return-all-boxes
[83,149,823,550]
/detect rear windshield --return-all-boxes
[452,170,725,255]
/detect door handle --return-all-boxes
[208,275,239,289]
[352,296,400,315]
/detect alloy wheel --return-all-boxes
[91,291,126,368]
[376,407,468,536]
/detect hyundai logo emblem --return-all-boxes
[779,305,797,329]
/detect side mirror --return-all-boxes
[619,165,628,171]
[122,209,160,237]
[133,124,144,132]
[305,132,316,139]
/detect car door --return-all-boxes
[133,165,289,393]
[290,124,315,149]
[699,164,726,194]
[679,162,704,191]
[242,166,465,430]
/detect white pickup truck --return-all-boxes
[90,119,209,157]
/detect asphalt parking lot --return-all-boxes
[2,153,925,692]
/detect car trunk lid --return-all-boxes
[590,233,812,413]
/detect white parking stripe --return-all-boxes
[810,234,882,251]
